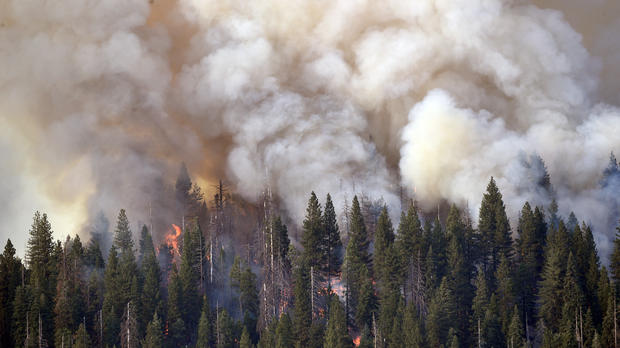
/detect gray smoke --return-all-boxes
[0,0,619,260]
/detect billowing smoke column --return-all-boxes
[0,0,619,257]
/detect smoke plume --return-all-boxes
[1,0,619,258]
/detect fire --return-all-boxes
[330,276,346,300]
[353,336,361,347]
[166,224,182,255]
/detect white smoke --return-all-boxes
[0,0,619,258]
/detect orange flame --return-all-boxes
[353,336,361,347]
[166,224,182,255]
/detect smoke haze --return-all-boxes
[1,0,619,258]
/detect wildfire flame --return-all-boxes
[353,336,361,347]
[166,224,182,255]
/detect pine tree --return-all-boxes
[240,326,253,348]
[273,216,291,265]
[358,325,374,348]
[396,203,423,303]
[12,283,31,347]
[176,162,193,213]
[507,305,524,348]
[114,209,134,254]
[294,258,312,347]
[344,196,371,324]
[373,206,395,291]
[55,237,76,346]
[516,202,546,322]
[355,266,376,331]
[427,277,456,347]
[610,219,620,288]
[472,271,490,331]
[25,211,56,343]
[167,265,185,345]
[0,239,22,347]
[258,319,277,348]
[309,322,325,348]
[179,222,202,338]
[84,237,105,269]
[402,302,424,348]
[538,239,565,333]
[275,313,294,348]
[425,217,447,291]
[387,298,405,348]
[444,205,475,344]
[482,294,504,347]
[74,322,90,348]
[102,248,122,346]
[323,194,343,284]
[216,309,236,348]
[140,226,161,337]
[324,295,351,348]
[139,225,155,265]
[301,192,324,270]
[478,178,512,281]
[495,254,515,334]
[240,267,259,343]
[144,313,163,348]
[601,293,616,348]
[196,298,213,348]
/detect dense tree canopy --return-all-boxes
[3,173,620,348]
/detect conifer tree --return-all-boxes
[445,204,474,343]
[482,294,504,347]
[373,206,395,291]
[240,267,259,342]
[114,209,134,254]
[507,305,524,348]
[196,297,213,348]
[179,222,202,337]
[240,326,253,348]
[275,313,294,348]
[323,194,343,284]
[294,258,312,347]
[358,325,374,348]
[601,293,616,348]
[25,211,56,342]
[167,265,186,345]
[478,178,512,281]
[396,203,423,301]
[324,295,351,348]
[102,247,122,347]
[12,283,31,347]
[472,271,490,332]
[302,192,324,270]
[140,226,161,336]
[610,219,620,287]
[495,254,515,334]
[427,277,456,347]
[216,309,236,348]
[387,298,405,348]
[144,313,163,348]
[538,237,565,333]
[402,301,424,348]
[344,196,371,323]
[355,266,377,331]
[516,202,546,321]
[139,225,155,265]
[0,239,22,347]
[74,322,90,348]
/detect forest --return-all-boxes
[1,156,620,348]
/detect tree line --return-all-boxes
[3,161,620,347]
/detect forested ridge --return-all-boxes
[2,159,620,348]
